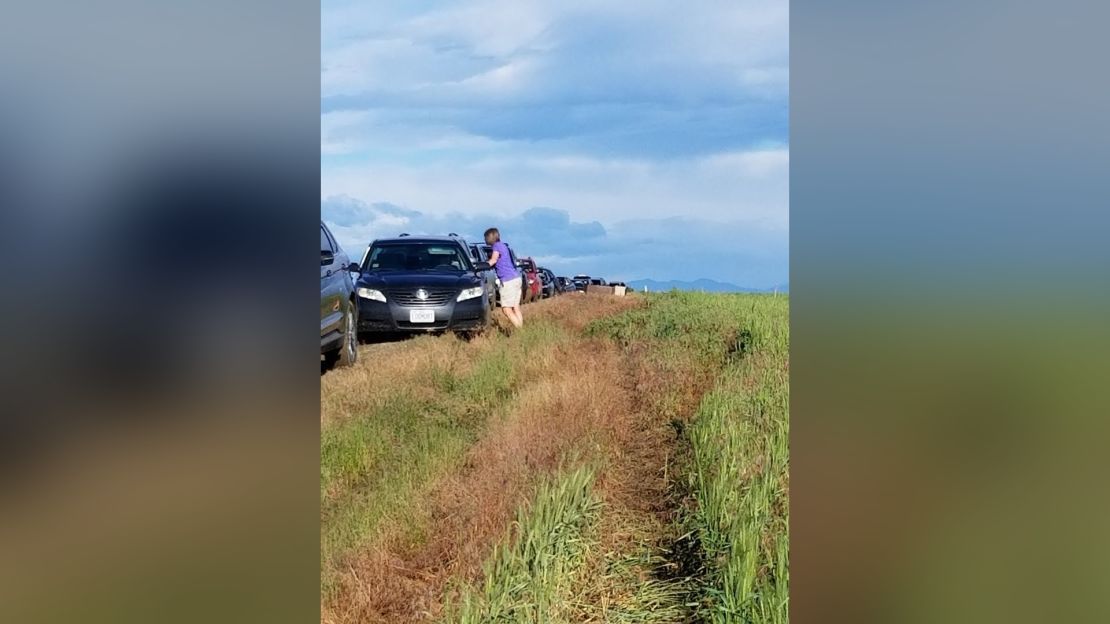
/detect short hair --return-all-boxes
[484,227,500,241]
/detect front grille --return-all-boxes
[388,288,455,306]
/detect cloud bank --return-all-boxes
[323,195,786,288]
[321,0,788,287]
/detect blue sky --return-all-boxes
[321,0,787,288]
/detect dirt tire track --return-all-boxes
[566,325,726,621]
[324,296,640,624]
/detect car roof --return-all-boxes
[372,235,466,245]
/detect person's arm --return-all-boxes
[487,249,500,264]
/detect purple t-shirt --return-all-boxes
[490,241,520,282]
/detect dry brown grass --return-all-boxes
[523,293,642,334]
[561,329,726,622]
[321,294,646,623]
[321,333,497,427]
[326,342,635,622]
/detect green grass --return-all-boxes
[322,293,789,622]
[590,291,790,623]
[320,320,565,598]
[690,351,789,623]
[451,466,601,624]
[320,391,473,595]
[681,295,788,624]
[587,291,755,363]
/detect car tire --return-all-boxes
[336,303,358,368]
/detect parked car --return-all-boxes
[537,267,558,298]
[465,239,498,306]
[518,257,542,303]
[355,235,494,335]
[572,274,591,292]
[589,277,608,286]
[321,221,359,369]
[555,276,577,294]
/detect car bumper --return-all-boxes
[357,297,487,332]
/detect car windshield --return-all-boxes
[365,243,469,272]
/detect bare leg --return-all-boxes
[502,306,523,328]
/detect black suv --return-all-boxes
[321,221,359,369]
[355,235,494,334]
[572,274,591,292]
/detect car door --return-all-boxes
[321,224,344,338]
[475,246,497,305]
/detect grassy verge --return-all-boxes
[589,291,790,623]
[320,292,788,622]
[451,466,601,624]
[320,321,564,598]
[689,300,788,623]
[690,376,789,623]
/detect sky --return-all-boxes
[321,0,788,288]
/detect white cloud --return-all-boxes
[321,147,787,228]
[322,0,787,104]
[321,197,787,287]
[320,110,372,155]
[320,0,789,283]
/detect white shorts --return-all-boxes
[498,277,522,307]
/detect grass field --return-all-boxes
[320,291,788,623]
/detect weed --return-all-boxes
[593,292,789,623]
[451,466,601,623]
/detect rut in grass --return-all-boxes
[321,296,641,623]
[321,293,788,623]
[584,292,790,623]
[449,295,746,623]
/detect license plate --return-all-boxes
[409,309,435,324]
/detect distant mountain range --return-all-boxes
[626,278,789,294]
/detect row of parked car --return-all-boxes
[321,222,622,369]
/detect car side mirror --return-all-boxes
[347,262,360,273]
[473,261,491,272]
[321,250,335,266]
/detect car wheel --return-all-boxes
[337,303,358,367]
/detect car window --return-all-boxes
[366,243,470,272]
[482,243,511,263]
[321,225,334,252]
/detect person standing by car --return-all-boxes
[484,227,523,328]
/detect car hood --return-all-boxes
[356,270,479,290]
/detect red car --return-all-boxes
[518,257,542,303]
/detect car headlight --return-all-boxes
[456,286,484,302]
[357,287,387,302]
